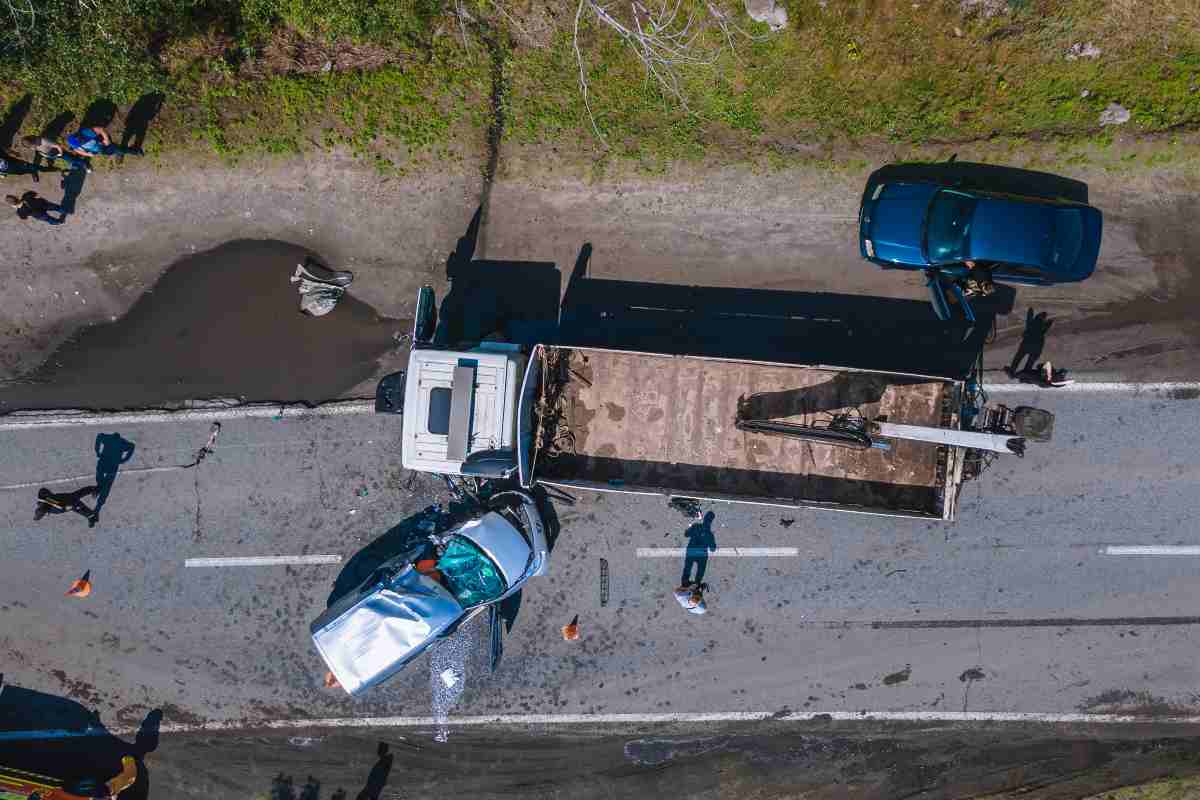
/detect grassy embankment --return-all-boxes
[1,0,1197,173]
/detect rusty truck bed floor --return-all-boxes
[543,349,950,514]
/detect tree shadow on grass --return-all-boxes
[0,93,32,152]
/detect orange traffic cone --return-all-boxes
[323,670,340,689]
[65,570,92,598]
[561,614,580,641]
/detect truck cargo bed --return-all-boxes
[533,347,959,517]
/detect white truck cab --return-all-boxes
[400,344,527,476]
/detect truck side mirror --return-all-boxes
[413,286,437,345]
[375,371,406,414]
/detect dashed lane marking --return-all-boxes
[636,547,799,557]
[1103,545,1200,556]
[184,555,342,567]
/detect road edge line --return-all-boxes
[0,399,376,430]
[986,381,1200,394]
[59,710,1199,736]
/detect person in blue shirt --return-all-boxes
[63,126,142,171]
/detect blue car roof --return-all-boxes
[969,197,1103,278]
[968,197,1055,266]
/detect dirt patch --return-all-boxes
[48,668,104,707]
[0,240,403,412]
[1081,690,1193,718]
[240,28,409,79]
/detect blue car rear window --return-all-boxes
[925,191,977,264]
[1050,209,1084,269]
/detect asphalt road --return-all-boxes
[2,386,1199,735]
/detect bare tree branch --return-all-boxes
[573,0,608,144]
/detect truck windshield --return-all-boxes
[924,190,977,264]
[437,536,507,606]
[428,387,451,435]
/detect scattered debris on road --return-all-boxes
[65,570,92,598]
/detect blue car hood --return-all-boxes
[967,198,1056,267]
[867,183,939,266]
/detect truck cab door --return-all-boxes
[517,345,543,489]
[413,285,437,347]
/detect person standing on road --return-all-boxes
[681,511,716,588]
[7,192,66,224]
[673,584,708,615]
[35,486,100,527]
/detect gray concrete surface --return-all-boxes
[2,387,1199,737]
[0,152,1198,407]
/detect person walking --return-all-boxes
[35,486,100,526]
[7,191,65,224]
[673,584,708,615]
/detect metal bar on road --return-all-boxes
[184,555,342,567]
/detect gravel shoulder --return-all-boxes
[0,142,1198,411]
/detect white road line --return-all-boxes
[184,555,342,567]
[987,381,1200,394]
[636,547,799,557]
[70,709,1200,736]
[1103,545,1200,556]
[6,709,1200,740]
[0,399,375,431]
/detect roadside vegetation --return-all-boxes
[1,0,1197,172]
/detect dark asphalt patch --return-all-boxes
[0,240,403,411]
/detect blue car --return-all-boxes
[859,179,1103,287]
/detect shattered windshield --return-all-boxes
[437,535,507,607]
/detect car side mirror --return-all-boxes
[461,450,518,479]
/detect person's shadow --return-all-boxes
[681,511,716,587]
[94,432,135,515]
[60,165,88,217]
[1008,309,1053,375]
[119,92,164,154]
[355,742,394,800]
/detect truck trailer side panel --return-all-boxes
[530,347,960,518]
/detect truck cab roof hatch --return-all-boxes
[447,365,475,462]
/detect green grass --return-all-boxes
[1,0,1198,173]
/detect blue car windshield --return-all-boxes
[924,191,978,264]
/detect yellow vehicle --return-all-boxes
[0,756,138,800]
